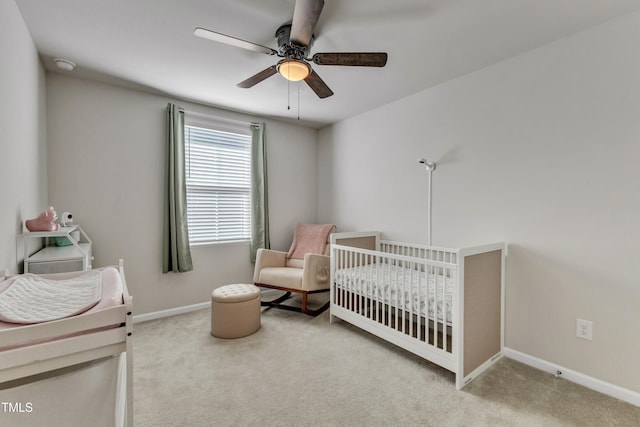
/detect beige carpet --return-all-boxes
[134,302,640,426]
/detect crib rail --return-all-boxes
[331,243,458,356]
[380,240,458,265]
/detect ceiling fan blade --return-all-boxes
[304,70,333,98]
[312,52,388,67]
[290,0,324,47]
[237,65,278,88]
[194,27,277,56]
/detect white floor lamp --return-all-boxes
[417,158,437,246]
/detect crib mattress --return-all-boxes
[334,264,454,323]
[0,266,124,349]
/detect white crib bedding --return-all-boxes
[334,264,454,323]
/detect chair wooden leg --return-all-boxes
[260,291,292,307]
[300,294,330,316]
[255,283,329,316]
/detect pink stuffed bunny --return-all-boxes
[25,206,60,232]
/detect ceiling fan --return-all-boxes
[194,0,387,99]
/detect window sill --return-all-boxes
[190,240,250,248]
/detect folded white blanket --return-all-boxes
[0,271,102,324]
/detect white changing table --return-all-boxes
[23,225,93,273]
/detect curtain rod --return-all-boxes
[184,109,261,128]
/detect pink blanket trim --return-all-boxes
[287,223,335,260]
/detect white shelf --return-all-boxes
[23,225,93,273]
[28,243,92,262]
[23,225,79,238]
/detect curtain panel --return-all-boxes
[250,122,270,262]
[163,103,193,273]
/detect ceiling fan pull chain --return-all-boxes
[287,78,291,110]
[297,81,301,120]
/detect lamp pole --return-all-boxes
[417,159,437,246]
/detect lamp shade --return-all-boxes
[278,59,310,81]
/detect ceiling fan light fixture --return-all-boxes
[278,59,310,81]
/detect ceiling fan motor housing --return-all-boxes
[276,24,313,59]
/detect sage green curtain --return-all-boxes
[163,103,193,273]
[250,122,269,262]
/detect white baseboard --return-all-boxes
[503,347,640,407]
[133,301,210,324]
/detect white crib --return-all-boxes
[330,232,505,389]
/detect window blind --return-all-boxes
[185,124,251,245]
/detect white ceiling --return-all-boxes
[15,0,640,128]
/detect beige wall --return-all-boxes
[46,74,318,314]
[318,11,640,393]
[0,0,48,273]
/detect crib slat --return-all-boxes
[337,248,340,305]
[389,258,404,332]
[417,265,421,341]
[433,263,438,350]
[410,263,415,342]
[354,253,364,313]
[442,265,447,353]
[358,252,362,316]
[371,254,375,322]
[394,260,407,334]
[408,261,412,336]
[336,249,340,307]
[349,250,354,310]
[341,249,346,308]
[375,254,381,323]
[372,259,386,323]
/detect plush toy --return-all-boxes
[25,206,60,232]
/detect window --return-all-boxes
[184,117,251,245]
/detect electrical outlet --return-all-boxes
[576,318,593,340]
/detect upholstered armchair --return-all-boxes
[253,224,335,316]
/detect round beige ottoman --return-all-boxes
[211,284,261,339]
